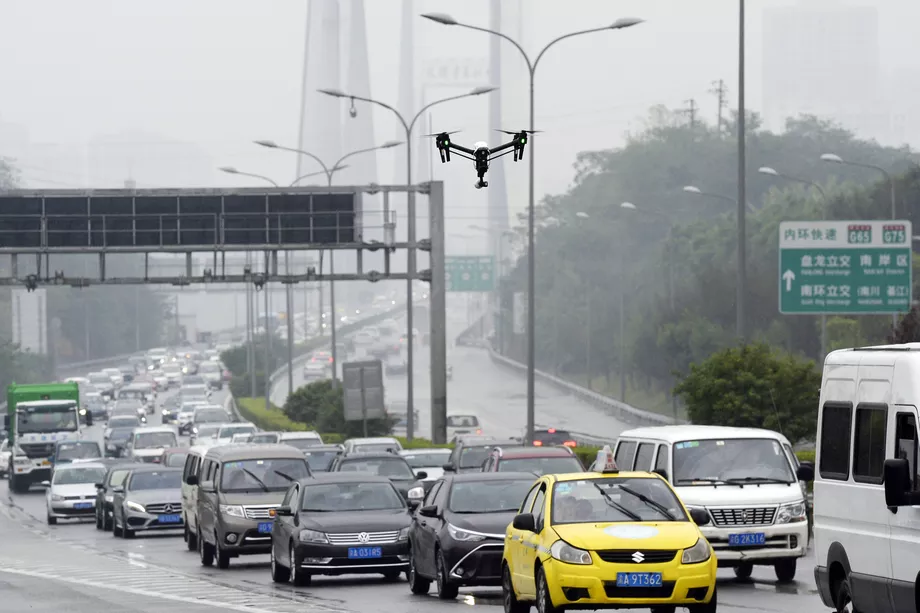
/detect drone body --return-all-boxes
[432,130,533,189]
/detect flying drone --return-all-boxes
[429,129,537,189]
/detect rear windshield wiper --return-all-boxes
[616,484,676,520]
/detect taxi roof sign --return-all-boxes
[595,445,618,473]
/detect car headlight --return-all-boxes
[775,501,807,524]
[79,408,87,415]
[106,443,115,450]
[447,523,486,542]
[105,495,114,503]
[125,501,146,513]
[299,529,328,543]
[51,494,65,501]
[398,527,409,541]
[549,540,592,565]
[407,486,425,500]
[162,409,169,415]
[219,504,245,518]
[681,538,712,564]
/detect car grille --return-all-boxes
[327,531,400,545]
[63,495,94,501]
[145,503,181,514]
[595,550,677,564]
[604,582,675,599]
[243,505,278,520]
[709,507,776,527]
[20,443,54,459]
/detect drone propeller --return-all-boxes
[423,130,462,138]
[496,129,542,135]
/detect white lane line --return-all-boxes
[127,552,147,568]
[0,565,287,613]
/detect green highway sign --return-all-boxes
[445,256,494,292]
[778,220,913,314]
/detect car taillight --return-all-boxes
[533,440,543,446]
[563,441,577,447]
[153,458,161,463]
[476,429,482,435]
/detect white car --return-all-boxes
[279,431,324,451]
[126,426,178,463]
[215,423,258,446]
[45,462,108,525]
[446,414,482,441]
[303,361,328,380]
[0,440,10,478]
[102,368,124,388]
[150,370,168,389]
[399,448,450,482]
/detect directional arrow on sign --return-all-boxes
[782,269,796,292]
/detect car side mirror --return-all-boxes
[883,458,920,507]
[653,468,669,482]
[419,505,439,518]
[86,413,94,426]
[442,464,455,472]
[112,486,124,494]
[408,499,421,510]
[796,461,815,482]
[275,506,293,516]
[40,480,50,487]
[199,482,215,493]
[512,513,536,532]
[2,415,7,429]
[415,471,428,480]
[185,475,199,486]
[689,508,710,526]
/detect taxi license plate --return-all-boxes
[74,502,93,510]
[616,572,662,587]
[728,532,766,547]
[348,547,382,559]
[158,514,181,524]
[257,522,273,534]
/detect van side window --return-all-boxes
[182,454,193,482]
[634,443,655,471]
[895,412,920,491]
[852,404,887,484]
[819,402,852,480]
[615,441,637,469]
[654,445,669,474]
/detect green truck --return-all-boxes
[5,382,86,494]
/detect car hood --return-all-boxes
[300,509,411,533]
[219,491,288,506]
[123,488,182,504]
[445,510,515,537]
[552,521,701,551]
[50,483,97,498]
[674,482,806,506]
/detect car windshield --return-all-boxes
[219,425,256,439]
[196,425,221,438]
[303,450,338,472]
[183,388,208,398]
[198,363,220,373]
[183,376,205,385]
[18,404,79,433]
[119,390,145,400]
[338,457,415,479]
[115,400,142,410]
[301,481,404,512]
[128,470,181,490]
[56,442,102,461]
[195,410,228,423]
[672,438,796,484]
[353,443,398,453]
[551,477,688,524]
[53,466,106,485]
[109,428,135,442]
[165,452,188,467]
[401,451,451,468]
[459,446,495,469]
[220,458,310,492]
[163,364,181,373]
[134,432,177,449]
[282,437,321,450]
[447,415,480,428]
[89,375,110,385]
[449,479,534,513]
[250,433,280,444]
[498,456,583,476]
[109,417,139,429]
[108,469,130,487]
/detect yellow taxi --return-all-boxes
[501,446,717,613]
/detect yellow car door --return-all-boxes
[517,484,547,599]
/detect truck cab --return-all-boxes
[6,398,83,493]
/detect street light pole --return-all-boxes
[421,11,644,444]
[736,0,747,340]
[319,85,496,442]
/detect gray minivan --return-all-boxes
[189,445,312,569]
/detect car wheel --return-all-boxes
[502,565,530,613]
[112,513,122,537]
[215,534,230,569]
[733,563,753,580]
[535,567,561,613]
[123,523,135,539]
[774,558,797,583]
[95,508,103,530]
[435,550,459,600]
[46,513,57,526]
[834,576,855,613]
[290,542,311,586]
[688,587,717,613]
[408,552,431,595]
[271,542,291,583]
[186,522,198,551]
[103,510,113,531]
[198,527,214,567]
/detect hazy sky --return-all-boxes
[1,0,918,210]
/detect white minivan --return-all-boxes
[813,344,920,613]
[181,444,212,551]
[615,425,813,582]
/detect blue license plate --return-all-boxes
[728,532,766,547]
[73,502,93,510]
[616,572,662,587]
[347,547,382,559]
[158,514,181,524]
[257,522,273,533]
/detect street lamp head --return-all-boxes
[820,153,844,164]
[253,140,278,149]
[218,166,239,174]
[469,85,498,96]
[380,140,403,149]
[421,12,457,25]
[682,185,702,194]
[620,202,637,210]
[758,166,779,177]
[318,88,347,98]
[611,17,645,29]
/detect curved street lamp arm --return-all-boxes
[454,23,533,73]
[235,171,279,187]
[289,169,332,187]
[409,92,489,133]
[533,27,612,72]
[331,145,389,174]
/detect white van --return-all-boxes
[616,425,813,582]
[181,443,212,551]
[813,344,920,613]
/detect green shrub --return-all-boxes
[236,397,308,432]
[795,450,815,464]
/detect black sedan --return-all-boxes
[329,452,427,506]
[94,462,137,531]
[270,474,412,586]
[407,472,537,599]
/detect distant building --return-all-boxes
[761,3,881,137]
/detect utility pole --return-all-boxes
[681,98,699,131]
[710,79,728,136]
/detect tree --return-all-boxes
[674,343,820,443]
[888,306,920,344]
[283,380,391,437]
